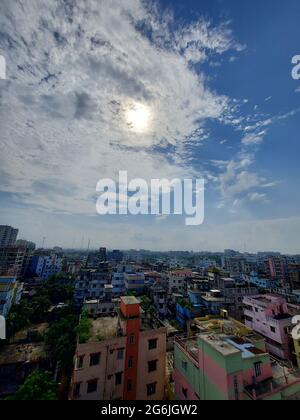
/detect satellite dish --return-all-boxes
[292,315,300,340]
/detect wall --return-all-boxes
[72,337,126,401]
[136,328,167,400]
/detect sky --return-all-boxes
[0,0,299,253]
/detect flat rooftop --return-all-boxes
[121,296,140,305]
[201,333,241,357]
[201,295,225,302]
[246,295,283,307]
[89,317,121,342]
[177,332,267,359]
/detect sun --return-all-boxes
[125,103,151,133]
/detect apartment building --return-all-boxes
[124,272,145,296]
[213,277,259,320]
[289,264,300,291]
[150,283,168,320]
[243,295,293,360]
[70,297,167,400]
[74,263,112,307]
[30,254,63,280]
[245,271,279,290]
[0,277,23,317]
[174,316,300,400]
[0,226,18,248]
[0,247,26,277]
[168,269,192,295]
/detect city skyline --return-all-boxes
[0,0,300,253]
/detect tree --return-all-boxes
[30,295,52,323]
[8,371,57,400]
[75,311,92,344]
[45,315,78,370]
[6,302,33,338]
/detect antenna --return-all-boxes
[42,237,46,249]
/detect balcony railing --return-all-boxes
[174,335,199,365]
[244,370,300,400]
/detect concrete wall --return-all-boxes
[136,328,167,400]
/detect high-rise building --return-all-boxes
[0,247,25,277]
[99,247,107,262]
[0,226,18,247]
[15,240,36,251]
[70,297,167,400]
[108,250,123,263]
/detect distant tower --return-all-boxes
[0,225,18,247]
[99,247,107,262]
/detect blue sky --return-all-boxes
[0,0,299,252]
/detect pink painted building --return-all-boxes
[174,317,300,400]
[70,296,167,400]
[243,295,293,360]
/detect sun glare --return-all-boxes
[125,103,151,133]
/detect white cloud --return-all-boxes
[242,130,266,146]
[248,192,267,202]
[0,0,244,215]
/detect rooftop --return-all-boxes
[121,296,140,306]
[89,317,121,342]
[245,294,285,307]
[0,343,47,365]
[201,294,224,303]
[176,331,267,360]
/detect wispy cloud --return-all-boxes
[0,0,245,214]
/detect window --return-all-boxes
[182,388,188,398]
[90,353,101,367]
[128,357,134,368]
[117,348,125,360]
[270,326,276,333]
[254,362,262,378]
[77,355,84,369]
[115,372,123,386]
[148,360,158,373]
[73,383,81,398]
[147,382,157,396]
[127,380,133,392]
[87,379,98,394]
[148,339,158,350]
[130,334,135,345]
